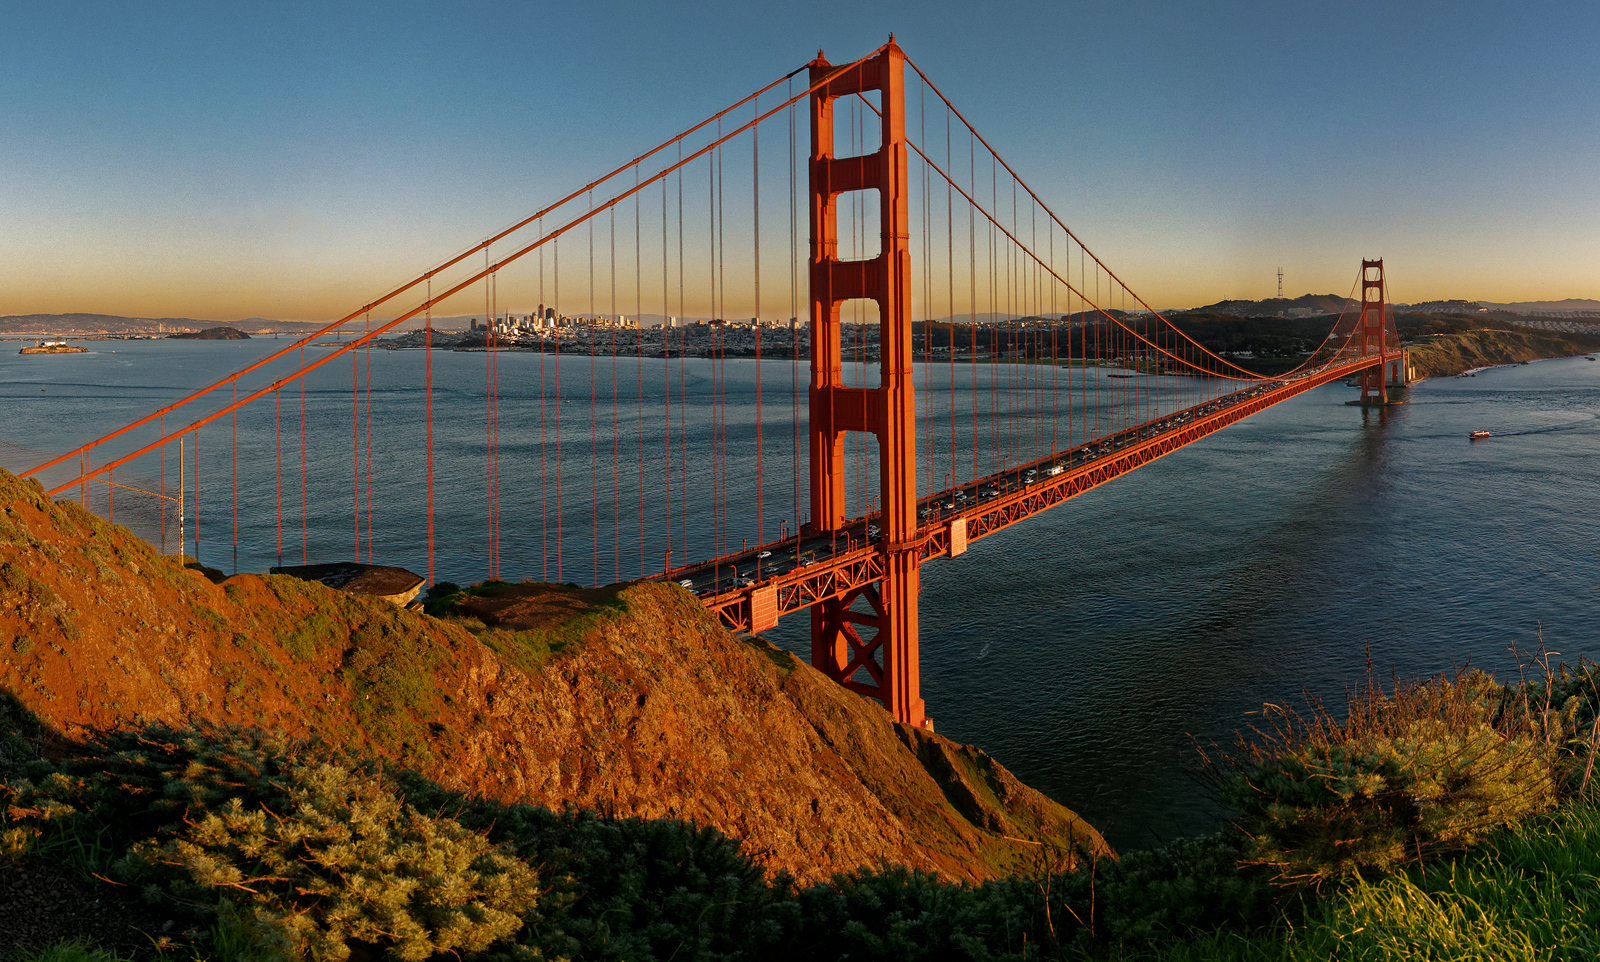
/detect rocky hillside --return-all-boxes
[1407,328,1600,379]
[0,468,1108,883]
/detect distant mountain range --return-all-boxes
[1476,299,1600,315]
[0,313,328,335]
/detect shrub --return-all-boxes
[394,771,789,962]
[4,725,541,961]
[1205,669,1564,886]
[1087,830,1271,943]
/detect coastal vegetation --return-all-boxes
[4,654,1598,960]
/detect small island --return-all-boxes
[166,326,251,340]
[18,340,87,355]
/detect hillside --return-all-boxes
[0,314,326,335]
[1405,328,1600,379]
[165,326,251,340]
[1189,293,1354,317]
[0,467,1107,885]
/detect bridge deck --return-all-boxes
[661,356,1382,633]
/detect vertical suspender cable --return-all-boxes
[273,398,281,565]
[677,149,688,563]
[661,179,673,574]
[789,81,800,557]
[193,431,200,564]
[485,255,495,578]
[364,313,373,563]
[300,345,307,564]
[946,106,954,496]
[354,318,361,561]
[232,382,238,575]
[425,279,434,585]
[160,417,167,554]
[610,206,620,584]
[555,240,564,583]
[753,95,763,548]
[636,169,645,578]
[540,238,549,581]
[589,190,599,587]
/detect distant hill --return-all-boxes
[1397,299,1487,314]
[166,326,251,340]
[1477,298,1600,316]
[1187,294,1355,317]
[0,313,325,335]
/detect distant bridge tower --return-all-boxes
[1277,266,1283,299]
[806,39,926,727]
[1356,258,1407,404]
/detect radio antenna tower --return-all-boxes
[1277,266,1284,299]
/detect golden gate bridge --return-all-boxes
[20,40,1408,729]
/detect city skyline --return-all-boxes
[3,1,1597,322]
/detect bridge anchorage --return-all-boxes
[21,38,1410,734]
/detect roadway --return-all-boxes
[657,355,1384,633]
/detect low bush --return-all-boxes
[1204,669,1568,886]
[3,726,540,962]
[396,772,791,961]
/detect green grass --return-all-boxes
[1137,801,1600,961]
[10,944,134,962]
[430,580,627,678]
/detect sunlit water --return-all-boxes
[5,340,1598,851]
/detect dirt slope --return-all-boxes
[1407,329,1600,379]
[0,468,1108,883]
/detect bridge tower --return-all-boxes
[806,40,926,727]
[1357,258,1403,404]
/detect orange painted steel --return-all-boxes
[806,40,925,727]
[1359,259,1392,404]
[696,353,1384,636]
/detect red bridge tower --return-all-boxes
[806,40,926,727]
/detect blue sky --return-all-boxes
[3,0,1597,319]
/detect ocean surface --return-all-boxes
[5,339,1598,851]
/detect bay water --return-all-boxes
[4,339,1597,850]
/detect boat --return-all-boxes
[1470,431,1491,440]
[18,340,87,355]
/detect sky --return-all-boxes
[2,0,1598,321]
